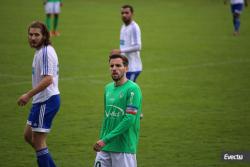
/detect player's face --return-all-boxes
[110,58,128,82]
[28,28,44,49]
[121,8,133,24]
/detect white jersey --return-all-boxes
[231,0,244,4]
[32,45,60,103]
[120,21,142,72]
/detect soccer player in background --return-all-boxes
[44,0,63,36]
[224,0,248,35]
[111,5,142,82]
[17,21,60,167]
[93,54,142,167]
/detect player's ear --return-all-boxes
[125,66,128,72]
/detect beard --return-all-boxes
[112,73,124,82]
[122,17,131,25]
[29,39,44,49]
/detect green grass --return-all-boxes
[0,0,250,166]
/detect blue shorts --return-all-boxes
[231,4,243,14]
[27,95,60,133]
[126,71,141,82]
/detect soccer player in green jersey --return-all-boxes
[93,54,142,167]
[44,0,63,36]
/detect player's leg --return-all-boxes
[45,2,53,34]
[32,95,60,167]
[126,71,141,82]
[24,104,37,147]
[231,4,243,35]
[94,151,112,167]
[53,14,60,36]
[233,12,240,35]
[24,124,34,147]
[46,14,52,33]
[33,132,57,167]
[32,132,47,150]
[111,152,137,167]
[53,2,61,36]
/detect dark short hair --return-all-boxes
[28,21,51,46]
[122,4,134,13]
[109,54,129,67]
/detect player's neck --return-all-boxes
[35,44,45,50]
[115,77,128,87]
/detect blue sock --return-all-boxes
[36,148,56,167]
[233,18,240,32]
[235,18,240,32]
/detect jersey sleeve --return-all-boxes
[40,46,55,76]
[101,86,142,144]
[131,24,141,46]
[99,88,107,138]
[120,24,142,53]
[126,86,141,115]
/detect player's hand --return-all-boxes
[140,113,144,120]
[60,2,63,7]
[17,93,31,106]
[93,140,105,152]
[111,49,121,55]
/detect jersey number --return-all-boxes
[95,161,101,167]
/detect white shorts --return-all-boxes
[45,2,61,14]
[94,151,137,167]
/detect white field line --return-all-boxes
[148,58,250,73]
[0,59,249,87]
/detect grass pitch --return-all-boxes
[0,0,250,166]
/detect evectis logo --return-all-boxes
[105,105,125,118]
[224,153,243,160]
[222,152,250,162]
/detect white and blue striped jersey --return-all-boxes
[32,45,60,104]
[231,0,244,4]
[120,21,142,72]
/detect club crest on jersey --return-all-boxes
[106,92,115,102]
[119,92,124,99]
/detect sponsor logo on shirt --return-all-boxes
[120,40,125,46]
[32,67,35,75]
[105,105,125,118]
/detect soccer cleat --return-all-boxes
[50,31,55,37]
[53,31,61,37]
[233,31,240,36]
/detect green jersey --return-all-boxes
[100,80,142,154]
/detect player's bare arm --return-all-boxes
[17,75,53,106]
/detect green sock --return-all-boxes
[46,15,51,31]
[53,15,59,31]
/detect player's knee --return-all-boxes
[32,134,47,150]
[32,139,43,150]
[234,13,240,18]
